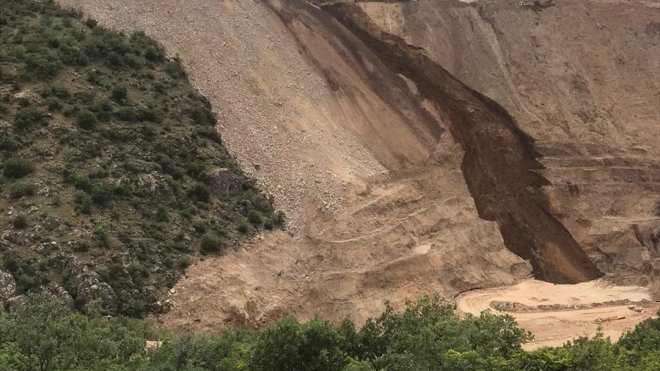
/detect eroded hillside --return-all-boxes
[57,0,660,343]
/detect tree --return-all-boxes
[250,316,348,371]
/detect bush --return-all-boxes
[175,255,193,269]
[93,227,110,248]
[0,136,21,152]
[200,232,224,254]
[74,241,91,253]
[3,158,34,178]
[14,107,45,130]
[237,221,249,234]
[110,85,128,103]
[9,182,36,199]
[188,183,210,202]
[188,104,215,126]
[90,181,114,205]
[74,191,93,214]
[76,109,97,129]
[115,106,138,122]
[273,211,286,228]
[196,126,221,143]
[185,161,207,180]
[12,215,28,229]
[44,97,63,111]
[165,58,186,79]
[247,210,263,225]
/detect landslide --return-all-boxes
[57,0,659,331]
[321,1,602,283]
[358,0,660,285]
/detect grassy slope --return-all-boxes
[0,0,282,317]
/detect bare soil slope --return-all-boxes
[58,0,659,337]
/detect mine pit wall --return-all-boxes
[267,0,603,283]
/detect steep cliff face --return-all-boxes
[356,0,660,284]
[57,0,659,331]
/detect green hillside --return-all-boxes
[0,0,282,317]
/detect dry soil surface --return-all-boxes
[457,279,660,349]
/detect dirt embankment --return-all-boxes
[57,0,659,336]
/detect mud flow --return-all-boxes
[318,2,602,283]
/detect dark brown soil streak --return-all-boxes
[266,0,603,283]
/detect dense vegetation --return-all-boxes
[0,294,658,370]
[0,0,283,317]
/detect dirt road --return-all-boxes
[457,279,660,349]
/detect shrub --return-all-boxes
[175,255,193,269]
[87,70,102,85]
[188,104,215,126]
[3,158,34,178]
[0,136,21,152]
[84,18,97,28]
[74,191,93,214]
[93,227,110,248]
[188,183,210,202]
[185,161,207,180]
[74,241,90,253]
[247,210,263,225]
[44,97,63,111]
[24,52,62,79]
[237,221,249,234]
[91,181,114,205]
[165,58,186,78]
[12,215,28,229]
[196,126,221,143]
[273,211,286,228]
[200,232,224,254]
[115,106,138,122]
[76,109,97,129]
[110,85,128,103]
[9,182,36,199]
[14,107,45,130]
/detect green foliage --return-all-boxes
[188,182,211,203]
[75,109,97,129]
[3,158,34,178]
[11,214,28,229]
[111,85,128,104]
[74,191,92,214]
[200,232,225,254]
[0,0,282,318]
[619,314,660,352]
[2,295,658,370]
[247,210,263,225]
[251,316,348,371]
[0,294,146,371]
[175,255,192,270]
[14,107,45,130]
[8,182,36,199]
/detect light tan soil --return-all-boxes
[457,279,660,349]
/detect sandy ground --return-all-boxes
[457,279,660,349]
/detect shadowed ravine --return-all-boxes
[266,0,603,283]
